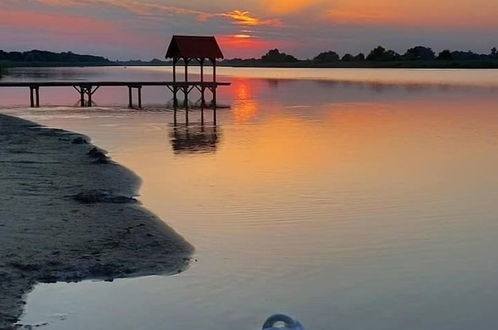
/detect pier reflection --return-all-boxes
[169,101,221,155]
[169,123,220,154]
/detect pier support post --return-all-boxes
[29,87,34,108]
[87,87,92,107]
[29,86,40,108]
[35,87,40,107]
[80,88,85,107]
[128,87,133,108]
[127,86,143,109]
[138,86,142,109]
[74,85,98,107]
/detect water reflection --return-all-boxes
[9,67,498,330]
[169,122,220,155]
[230,78,259,124]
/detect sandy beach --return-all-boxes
[0,114,193,329]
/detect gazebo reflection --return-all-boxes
[169,122,220,155]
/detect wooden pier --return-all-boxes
[0,35,230,110]
[0,81,230,108]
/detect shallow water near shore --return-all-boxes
[2,67,498,329]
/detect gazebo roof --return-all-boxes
[166,35,224,59]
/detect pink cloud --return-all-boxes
[0,7,115,33]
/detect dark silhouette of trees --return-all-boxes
[341,53,354,62]
[366,46,400,61]
[3,45,498,70]
[354,53,365,61]
[451,51,485,60]
[492,47,498,58]
[437,50,453,60]
[403,46,435,60]
[0,50,112,64]
[313,51,340,62]
[341,53,365,62]
[261,49,298,63]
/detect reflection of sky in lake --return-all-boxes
[2,67,498,330]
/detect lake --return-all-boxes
[2,66,498,329]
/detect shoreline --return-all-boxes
[3,62,498,69]
[0,114,193,329]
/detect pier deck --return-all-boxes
[0,81,230,108]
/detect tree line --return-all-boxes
[225,46,498,64]
[0,50,112,65]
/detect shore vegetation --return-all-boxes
[223,46,498,68]
[2,46,498,69]
[0,49,112,67]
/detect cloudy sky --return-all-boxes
[1,0,497,60]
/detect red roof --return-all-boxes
[166,35,224,59]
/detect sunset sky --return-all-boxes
[1,0,497,60]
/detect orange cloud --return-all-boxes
[220,10,281,27]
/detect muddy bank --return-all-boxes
[0,114,193,329]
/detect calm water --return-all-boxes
[2,67,498,329]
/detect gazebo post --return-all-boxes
[211,57,217,109]
[184,57,189,83]
[200,58,205,106]
[184,57,189,109]
[173,57,178,107]
[200,58,204,83]
[173,57,177,84]
[212,57,217,84]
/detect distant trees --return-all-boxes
[244,45,498,65]
[340,53,364,61]
[313,51,340,62]
[0,50,112,64]
[261,49,298,63]
[437,50,453,60]
[355,53,365,61]
[341,54,354,62]
[312,51,367,63]
[403,46,435,60]
[366,46,400,61]
[2,45,497,69]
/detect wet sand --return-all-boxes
[0,114,193,329]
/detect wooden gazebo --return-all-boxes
[166,35,224,108]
